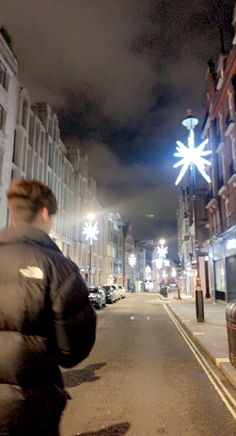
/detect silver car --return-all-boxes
[88,286,106,309]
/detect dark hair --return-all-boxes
[7,179,58,224]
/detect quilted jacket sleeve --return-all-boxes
[49,261,97,368]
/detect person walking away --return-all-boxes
[0,179,97,435]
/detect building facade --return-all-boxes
[203,4,236,302]
[0,29,148,289]
[0,31,18,226]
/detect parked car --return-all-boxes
[110,284,120,301]
[88,286,106,309]
[118,285,126,298]
[102,285,117,303]
[110,284,124,300]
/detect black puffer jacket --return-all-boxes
[0,224,96,434]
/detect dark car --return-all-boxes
[102,285,117,304]
[88,286,106,309]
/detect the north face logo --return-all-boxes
[19,266,44,280]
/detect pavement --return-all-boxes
[157,291,236,389]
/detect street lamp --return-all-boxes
[173,113,212,322]
[152,239,169,295]
[128,253,136,292]
[82,213,99,285]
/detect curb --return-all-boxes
[165,302,236,390]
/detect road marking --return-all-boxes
[193,332,206,336]
[163,303,236,420]
[216,357,230,367]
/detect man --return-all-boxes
[0,179,97,435]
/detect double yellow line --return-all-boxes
[163,302,236,421]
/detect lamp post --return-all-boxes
[128,253,136,292]
[82,213,99,286]
[173,113,212,322]
[152,239,169,296]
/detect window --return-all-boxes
[48,171,53,189]
[26,146,33,178]
[0,60,8,90]
[40,132,45,158]
[28,115,35,146]
[35,123,40,153]
[232,75,236,111]
[22,137,27,172]
[0,104,5,130]
[0,147,4,182]
[215,259,226,293]
[21,100,28,129]
[12,130,20,166]
[48,143,54,168]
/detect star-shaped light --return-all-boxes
[128,254,136,268]
[157,245,168,259]
[173,129,211,185]
[82,221,99,245]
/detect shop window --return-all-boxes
[215,258,226,294]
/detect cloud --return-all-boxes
[0,0,234,256]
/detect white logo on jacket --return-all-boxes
[19,266,44,280]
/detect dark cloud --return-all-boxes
[0,0,235,256]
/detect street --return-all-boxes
[61,293,236,436]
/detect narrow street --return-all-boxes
[61,293,236,436]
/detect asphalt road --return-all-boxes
[61,293,236,436]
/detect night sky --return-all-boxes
[0,0,235,257]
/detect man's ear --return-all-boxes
[41,207,50,222]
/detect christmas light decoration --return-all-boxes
[128,254,136,268]
[157,245,168,259]
[173,128,211,185]
[82,221,99,245]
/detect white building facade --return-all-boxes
[0,33,18,226]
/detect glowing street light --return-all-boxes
[173,113,206,321]
[82,214,99,285]
[82,221,99,246]
[128,253,136,293]
[128,254,136,268]
[157,244,168,259]
[173,115,211,185]
[171,268,177,278]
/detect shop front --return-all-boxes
[208,229,236,302]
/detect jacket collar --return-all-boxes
[0,224,61,252]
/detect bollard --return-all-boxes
[225,300,236,368]
[195,277,205,322]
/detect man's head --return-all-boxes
[7,179,58,234]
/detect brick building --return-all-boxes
[203,4,236,302]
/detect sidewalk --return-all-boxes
[158,292,236,389]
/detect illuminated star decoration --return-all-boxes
[128,254,136,268]
[157,245,168,259]
[82,221,99,245]
[173,129,211,185]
